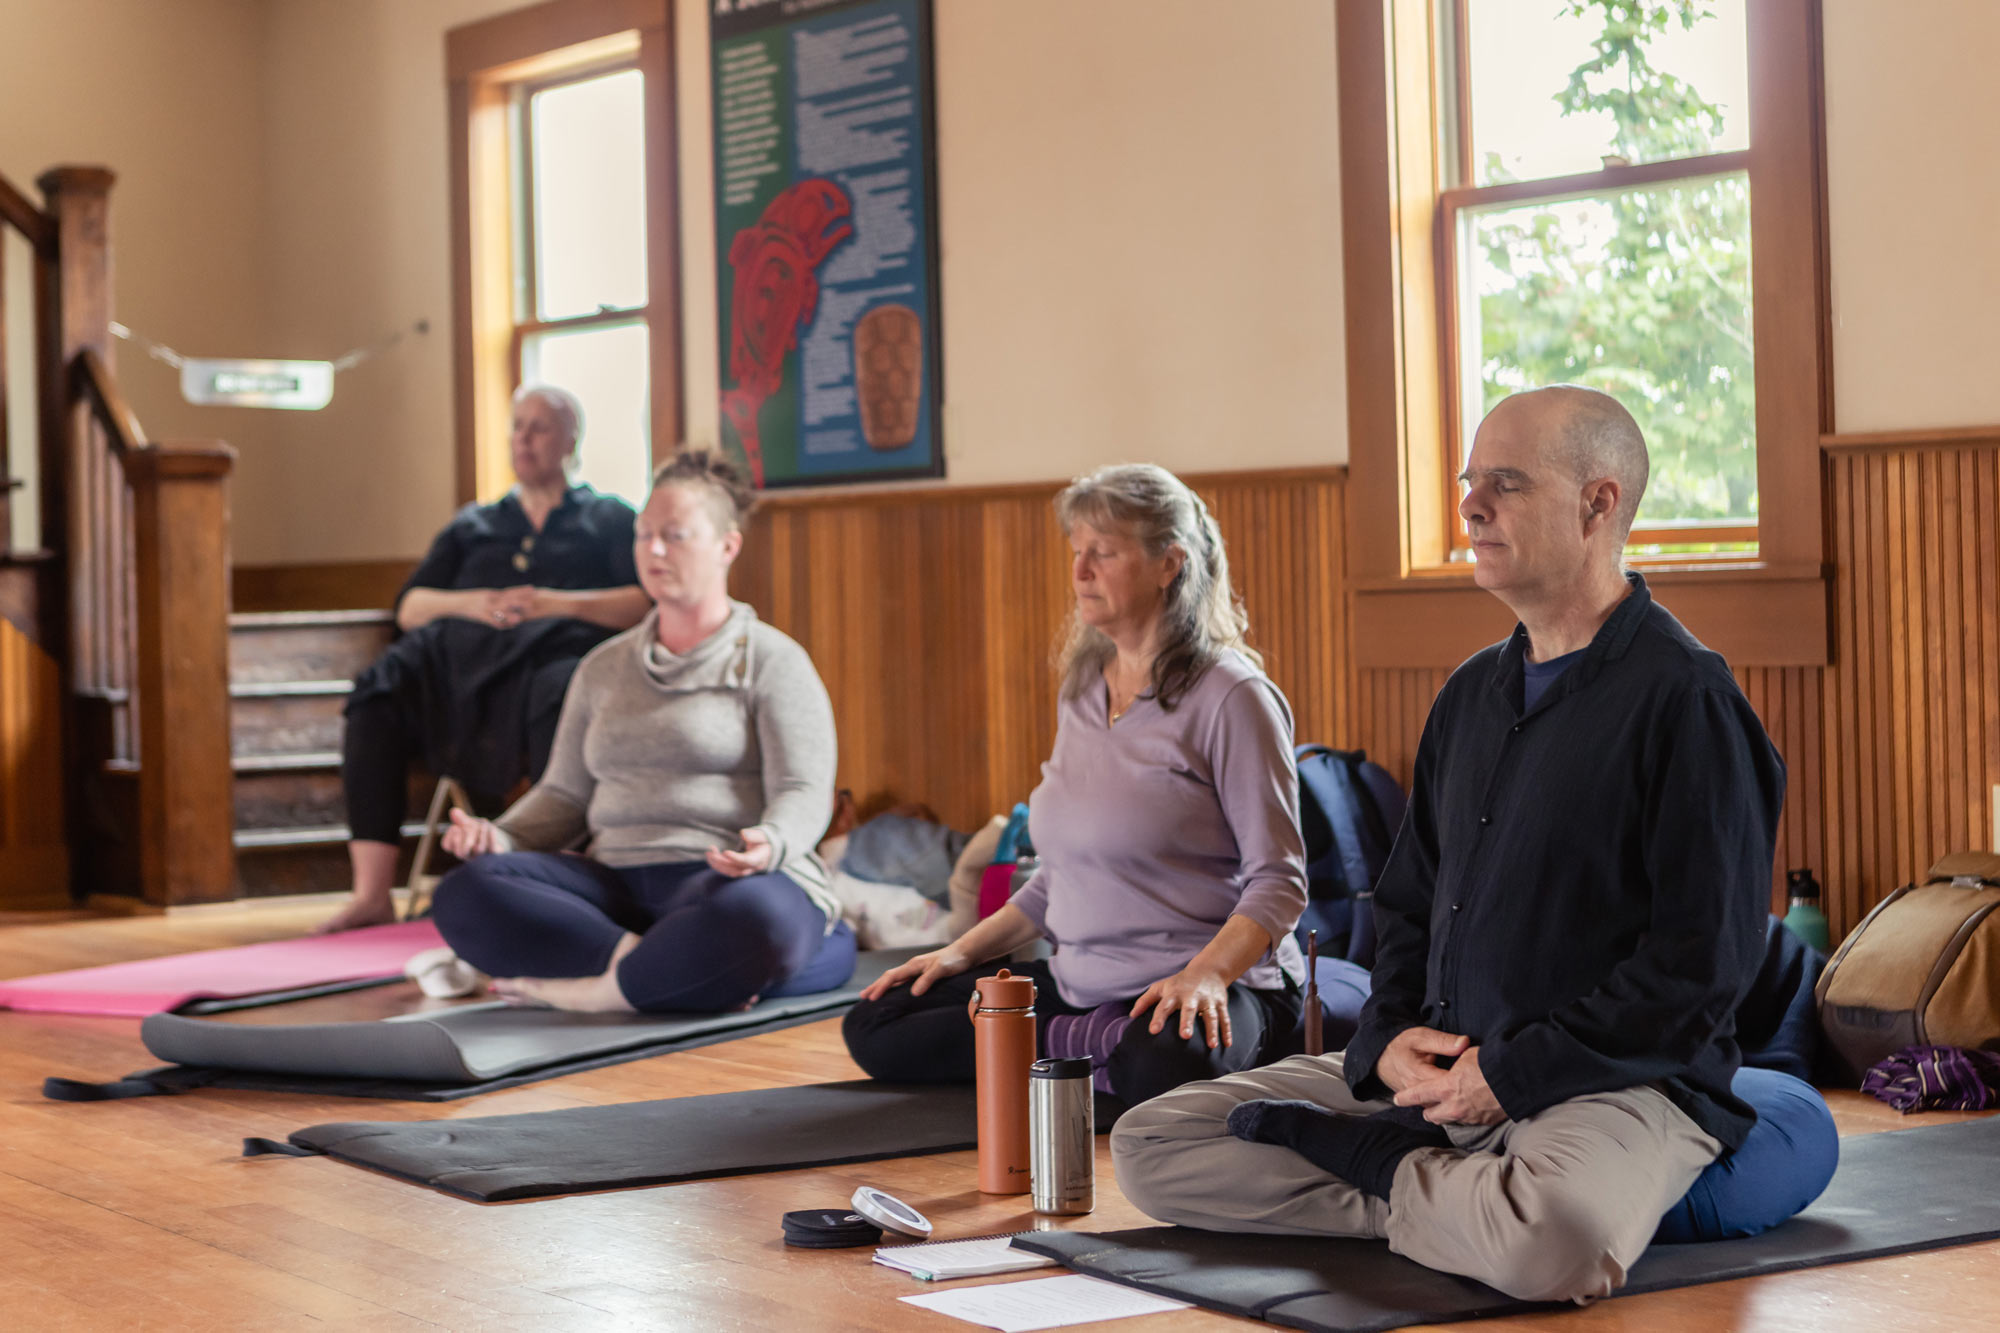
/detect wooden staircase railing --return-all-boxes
[1,164,238,907]
[75,349,237,904]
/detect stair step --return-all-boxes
[230,609,395,628]
[231,822,427,899]
[234,750,342,774]
[229,609,393,686]
[230,682,350,757]
[232,759,434,832]
[231,680,351,698]
[235,820,428,850]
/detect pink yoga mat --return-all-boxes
[0,919,444,1018]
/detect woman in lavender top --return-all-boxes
[844,464,1308,1105]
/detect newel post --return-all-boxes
[125,443,236,905]
[36,166,124,713]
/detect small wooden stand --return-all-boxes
[1303,929,1323,1057]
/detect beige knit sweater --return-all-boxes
[494,601,840,923]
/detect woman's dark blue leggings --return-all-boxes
[431,853,856,1013]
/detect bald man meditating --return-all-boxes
[1109,386,1786,1304]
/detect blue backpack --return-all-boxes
[1294,744,1406,967]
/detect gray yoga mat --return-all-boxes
[43,950,918,1103]
[140,946,919,1083]
[1011,1114,2000,1333]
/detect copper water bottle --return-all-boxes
[968,968,1036,1194]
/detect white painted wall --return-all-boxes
[0,0,278,553]
[241,0,1356,561]
[5,0,1991,563]
[1822,0,2000,433]
[250,0,528,566]
[677,0,1350,486]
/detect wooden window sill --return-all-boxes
[1350,563,1830,669]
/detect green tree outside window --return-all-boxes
[1466,1,1754,532]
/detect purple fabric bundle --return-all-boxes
[1044,1003,1133,1094]
[1861,1044,2000,1113]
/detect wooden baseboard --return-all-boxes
[162,887,415,917]
[232,560,416,613]
[0,845,73,910]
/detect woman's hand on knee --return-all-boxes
[858,946,970,1002]
[441,809,507,859]
[1131,967,1233,1049]
[705,827,775,878]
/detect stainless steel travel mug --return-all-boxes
[1028,1056,1094,1214]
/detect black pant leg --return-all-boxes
[341,690,414,845]
[431,851,642,978]
[842,959,1067,1083]
[523,657,583,783]
[1105,984,1303,1107]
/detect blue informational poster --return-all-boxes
[711,0,944,488]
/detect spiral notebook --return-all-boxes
[874,1233,1059,1281]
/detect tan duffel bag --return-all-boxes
[1815,851,2000,1081]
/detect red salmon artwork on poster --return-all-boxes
[718,178,853,486]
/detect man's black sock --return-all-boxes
[1225,1101,1451,1200]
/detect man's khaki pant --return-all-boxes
[1109,1051,1722,1304]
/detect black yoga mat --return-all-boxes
[247,1082,1125,1202]
[44,949,918,1104]
[257,1080,981,1201]
[1011,1114,2000,1333]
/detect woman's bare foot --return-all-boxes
[312,894,396,935]
[313,841,402,935]
[488,932,642,1014]
[491,972,634,1013]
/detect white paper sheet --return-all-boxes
[899,1273,1192,1332]
[875,1233,1058,1280]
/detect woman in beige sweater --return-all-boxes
[430,451,849,1013]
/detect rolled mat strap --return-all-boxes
[41,1074,176,1101]
[241,1137,323,1158]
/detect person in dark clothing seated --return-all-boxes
[316,385,649,933]
[1111,386,1787,1305]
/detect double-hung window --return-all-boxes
[1340,0,1829,666]
[448,0,679,510]
[515,65,653,506]
[1442,0,1754,558]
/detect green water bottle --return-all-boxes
[1781,868,1832,954]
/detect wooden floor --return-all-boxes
[1,904,1995,1332]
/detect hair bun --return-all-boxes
[651,448,759,524]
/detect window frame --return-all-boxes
[1338,0,1831,668]
[448,0,679,506]
[1437,152,1756,559]
[510,61,653,406]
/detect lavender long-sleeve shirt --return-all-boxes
[1010,650,1309,1008]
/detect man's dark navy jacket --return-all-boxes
[1344,573,1784,1150]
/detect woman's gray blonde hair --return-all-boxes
[1054,463,1260,711]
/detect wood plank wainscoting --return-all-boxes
[1814,432,2000,934]
[1346,433,2000,939]
[731,468,1352,835]
[188,438,2000,937]
[736,437,1999,942]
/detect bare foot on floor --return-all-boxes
[491,973,636,1013]
[311,897,397,935]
